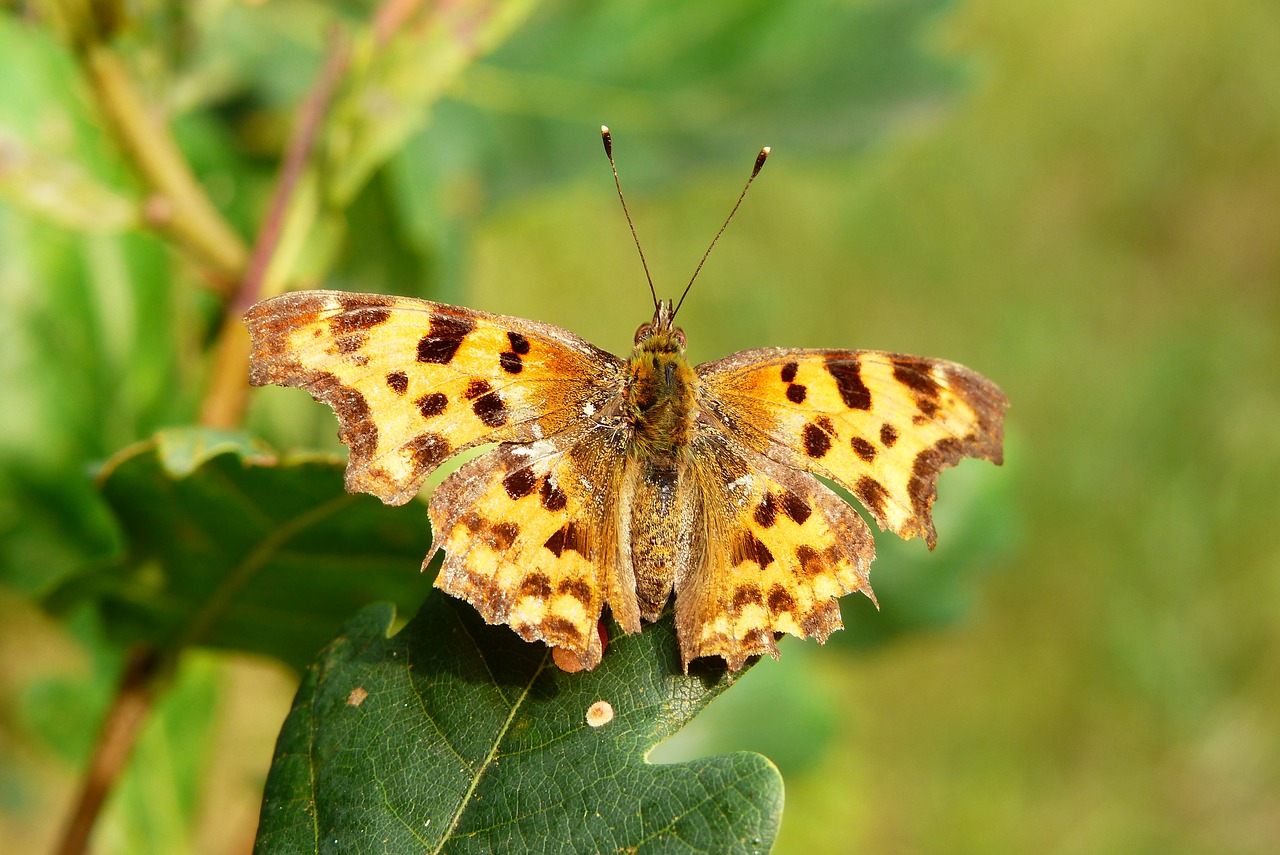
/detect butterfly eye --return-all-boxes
[674,328,686,349]
[633,322,652,344]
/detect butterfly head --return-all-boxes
[633,299,687,351]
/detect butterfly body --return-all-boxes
[623,301,697,462]
[246,289,1006,672]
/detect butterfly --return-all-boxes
[243,131,1007,672]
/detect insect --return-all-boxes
[244,128,1007,672]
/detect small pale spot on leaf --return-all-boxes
[586,700,615,728]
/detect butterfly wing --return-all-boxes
[427,421,640,670]
[677,427,876,670]
[245,290,624,505]
[696,349,1007,547]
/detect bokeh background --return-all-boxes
[2,1,1278,853]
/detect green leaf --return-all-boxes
[48,427,434,670]
[255,595,782,854]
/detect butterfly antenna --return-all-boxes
[601,126,658,311]
[672,146,770,321]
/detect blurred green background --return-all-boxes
[2,0,1278,853]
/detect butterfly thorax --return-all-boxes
[623,305,697,465]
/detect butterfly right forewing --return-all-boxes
[697,348,1007,547]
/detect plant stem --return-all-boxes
[83,45,248,292]
[54,647,164,855]
[373,0,428,44]
[199,34,352,429]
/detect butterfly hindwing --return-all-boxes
[697,349,1007,547]
[246,290,623,505]
[427,423,640,670]
[675,428,877,670]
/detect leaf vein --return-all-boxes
[430,614,551,853]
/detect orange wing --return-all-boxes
[245,290,623,505]
[426,422,641,670]
[676,427,877,670]
[697,349,1007,547]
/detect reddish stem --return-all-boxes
[200,34,351,429]
[55,647,164,855]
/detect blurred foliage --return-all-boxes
[47,429,434,671]
[2,0,1278,853]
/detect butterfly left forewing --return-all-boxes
[675,427,876,671]
[246,290,623,505]
[697,348,1007,548]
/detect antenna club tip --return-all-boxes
[600,126,613,157]
[601,125,610,135]
[751,146,770,177]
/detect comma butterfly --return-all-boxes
[244,129,1007,671]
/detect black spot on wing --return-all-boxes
[417,314,475,364]
[557,578,594,606]
[519,572,552,599]
[795,545,824,578]
[767,585,795,615]
[850,436,877,461]
[417,392,448,418]
[892,356,941,399]
[544,522,587,558]
[502,467,537,500]
[754,493,777,528]
[330,306,390,335]
[386,371,409,395]
[826,358,872,410]
[458,379,509,428]
[854,476,889,521]
[802,423,831,458]
[779,491,812,525]
[543,617,584,645]
[499,351,523,374]
[539,477,567,511]
[731,585,764,615]
[737,531,775,569]
[489,521,519,551]
[507,331,531,354]
[406,432,451,473]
